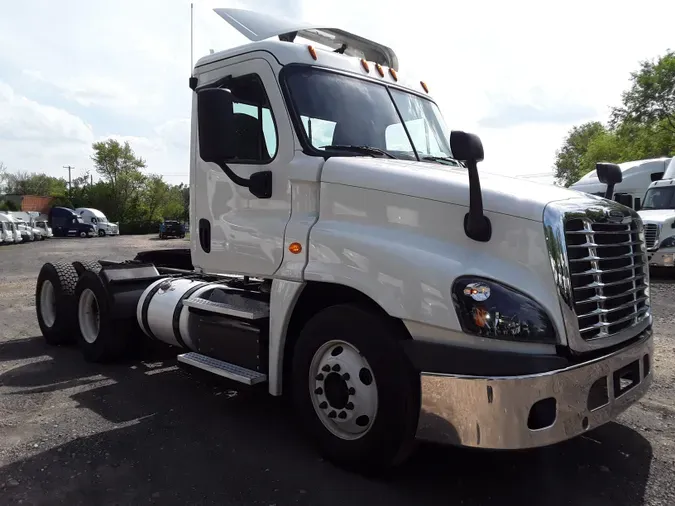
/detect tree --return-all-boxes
[0,161,7,192]
[554,122,607,186]
[1,170,68,196]
[91,139,147,222]
[611,50,675,134]
[0,199,19,211]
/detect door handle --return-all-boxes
[198,218,211,253]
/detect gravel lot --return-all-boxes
[1,235,674,506]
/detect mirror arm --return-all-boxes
[464,159,492,242]
[217,162,250,188]
[216,162,272,199]
[604,183,615,200]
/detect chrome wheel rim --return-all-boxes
[78,289,100,344]
[308,340,378,440]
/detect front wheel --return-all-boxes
[98,229,106,237]
[291,304,420,474]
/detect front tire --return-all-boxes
[291,304,420,474]
[35,262,79,345]
[98,229,106,237]
[74,271,130,362]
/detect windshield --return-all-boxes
[642,186,675,210]
[283,66,453,162]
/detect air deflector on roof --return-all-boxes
[213,8,399,71]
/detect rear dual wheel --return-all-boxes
[74,271,131,362]
[36,262,79,345]
[292,304,420,474]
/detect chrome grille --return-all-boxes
[564,217,648,341]
[644,224,660,250]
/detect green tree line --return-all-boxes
[0,140,189,233]
[555,50,675,187]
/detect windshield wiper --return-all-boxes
[321,145,397,159]
[422,156,461,166]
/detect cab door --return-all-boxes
[191,56,294,277]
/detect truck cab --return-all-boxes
[639,157,675,266]
[48,207,96,238]
[34,8,653,474]
[0,216,15,244]
[75,208,119,236]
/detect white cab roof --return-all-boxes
[213,8,398,70]
[75,208,107,218]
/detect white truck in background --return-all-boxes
[570,157,670,210]
[33,9,653,474]
[75,208,120,236]
[638,157,675,267]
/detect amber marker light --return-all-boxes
[389,68,398,81]
[289,242,303,254]
[308,45,318,60]
[420,81,429,93]
[360,59,370,72]
[375,63,384,77]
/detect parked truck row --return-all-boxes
[33,9,653,475]
[0,207,121,245]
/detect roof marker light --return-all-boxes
[375,63,384,77]
[421,81,429,93]
[360,59,370,73]
[308,45,318,60]
[389,68,398,81]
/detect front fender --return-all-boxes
[305,184,566,345]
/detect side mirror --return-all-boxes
[450,131,484,163]
[450,131,491,242]
[596,162,622,200]
[197,88,236,162]
[196,87,272,199]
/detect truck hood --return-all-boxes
[637,209,675,223]
[320,158,580,222]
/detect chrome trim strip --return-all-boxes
[416,330,653,449]
[543,198,652,353]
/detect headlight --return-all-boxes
[659,235,675,249]
[451,276,557,344]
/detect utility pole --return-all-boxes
[90,174,93,186]
[63,165,74,196]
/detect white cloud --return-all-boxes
[1,0,674,185]
[0,82,93,144]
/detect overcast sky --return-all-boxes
[1,0,673,186]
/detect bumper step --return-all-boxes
[177,352,267,385]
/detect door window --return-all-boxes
[220,74,278,162]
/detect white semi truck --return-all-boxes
[639,157,675,267]
[33,9,653,473]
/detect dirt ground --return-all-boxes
[1,235,674,506]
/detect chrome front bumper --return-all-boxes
[416,331,653,449]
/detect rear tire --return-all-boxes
[72,260,102,276]
[74,271,130,362]
[35,262,79,345]
[291,304,420,474]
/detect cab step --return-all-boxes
[183,294,269,321]
[177,352,267,385]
